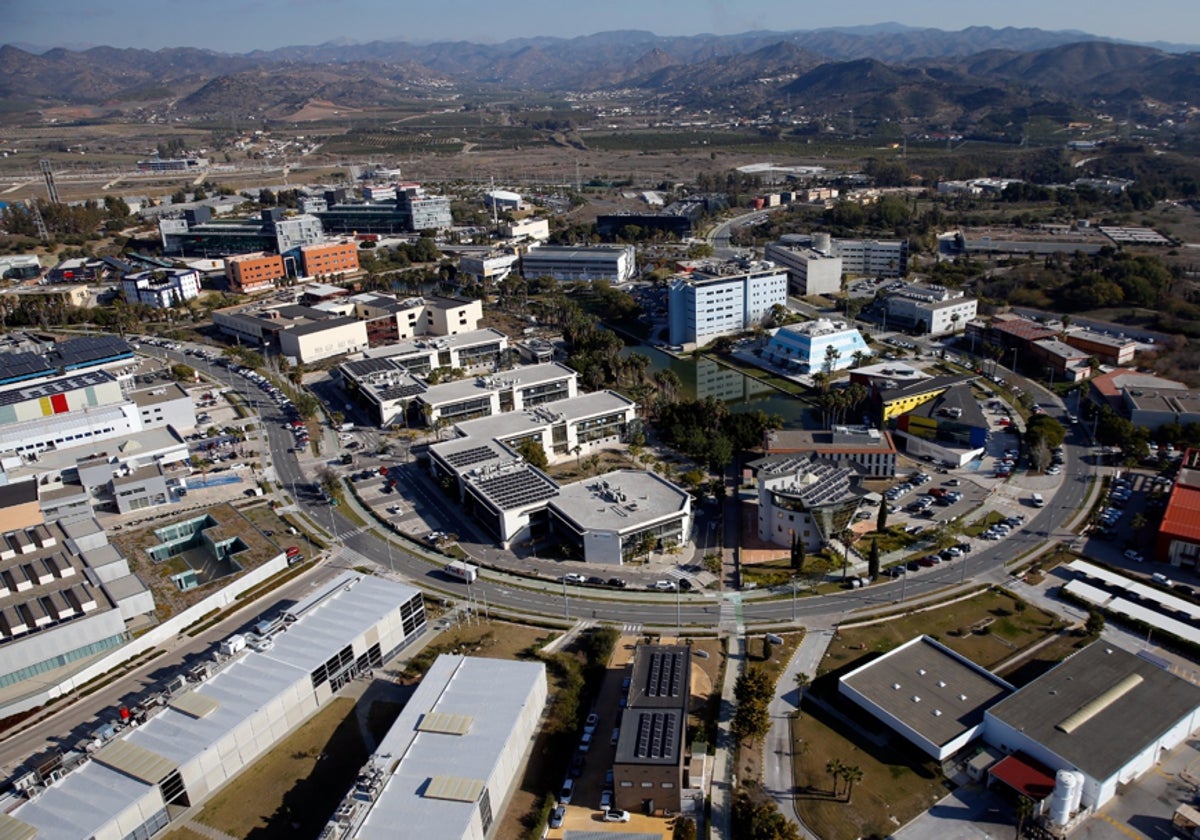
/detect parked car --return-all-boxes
[562,573,587,585]
[603,810,631,823]
[1123,549,1144,563]
[550,806,566,828]
[651,580,677,591]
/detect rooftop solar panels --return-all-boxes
[633,711,679,760]
[472,466,558,511]
[378,383,425,401]
[0,370,116,408]
[49,335,133,369]
[342,357,399,378]
[443,445,502,469]
[647,651,685,698]
[0,352,55,384]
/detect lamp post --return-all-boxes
[791,575,797,623]
[562,577,569,620]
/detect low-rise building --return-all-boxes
[415,363,578,426]
[763,240,843,295]
[1063,328,1138,366]
[300,240,359,278]
[500,218,549,242]
[121,268,202,309]
[893,384,989,466]
[457,251,519,287]
[613,645,693,814]
[668,261,788,347]
[883,283,977,335]
[224,252,286,295]
[1125,389,1200,433]
[877,375,970,423]
[1087,368,1185,415]
[549,471,692,564]
[763,426,897,478]
[520,245,636,283]
[328,655,547,840]
[753,455,864,551]
[760,319,871,375]
[278,316,369,364]
[484,189,524,211]
[1031,339,1093,383]
[840,635,1014,760]
[1157,448,1200,567]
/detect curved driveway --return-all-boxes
[165,348,1093,630]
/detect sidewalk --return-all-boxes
[709,624,744,840]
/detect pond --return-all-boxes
[620,342,818,429]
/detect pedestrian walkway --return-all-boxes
[709,629,744,840]
[176,820,239,840]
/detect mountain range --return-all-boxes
[1,25,1197,124]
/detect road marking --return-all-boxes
[1096,812,1146,840]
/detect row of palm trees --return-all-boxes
[823,757,864,803]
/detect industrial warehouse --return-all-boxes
[2,573,425,840]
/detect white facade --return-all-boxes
[834,238,908,277]
[121,268,201,309]
[521,245,635,283]
[885,285,977,335]
[668,263,788,347]
[8,573,426,840]
[339,655,547,840]
[761,320,871,374]
[484,189,524,211]
[457,252,519,286]
[417,363,578,425]
[763,241,843,295]
[500,218,550,241]
[278,317,370,364]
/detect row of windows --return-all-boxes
[618,780,676,788]
[12,425,120,455]
[0,632,125,689]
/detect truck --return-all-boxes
[445,560,479,583]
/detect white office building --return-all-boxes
[121,268,201,309]
[520,245,635,283]
[763,240,844,295]
[760,319,871,375]
[884,283,977,335]
[668,262,788,347]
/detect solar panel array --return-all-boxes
[0,352,54,383]
[647,650,685,698]
[378,383,425,401]
[0,369,116,408]
[633,711,679,760]
[443,445,501,469]
[473,467,558,510]
[343,357,398,378]
[50,335,133,367]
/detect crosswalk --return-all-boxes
[621,623,642,635]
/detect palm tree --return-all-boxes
[794,671,810,699]
[572,444,583,472]
[1015,795,1036,839]
[839,765,863,803]
[825,757,844,796]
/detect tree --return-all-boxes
[876,501,889,533]
[825,757,844,796]
[732,668,773,743]
[1015,795,1036,840]
[732,788,802,840]
[868,538,880,580]
[516,438,549,470]
[823,344,841,377]
[169,363,195,381]
[794,671,810,697]
[761,634,774,661]
[672,817,697,840]
[790,532,805,572]
[839,764,863,803]
[1085,609,1106,636]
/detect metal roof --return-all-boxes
[93,739,178,785]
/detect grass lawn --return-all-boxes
[401,620,558,683]
[963,511,1008,537]
[860,528,920,554]
[163,828,211,840]
[820,588,1064,676]
[196,697,371,839]
[791,706,948,840]
[996,628,1099,687]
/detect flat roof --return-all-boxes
[124,574,420,769]
[615,646,690,766]
[128,382,191,408]
[764,426,895,454]
[419,363,574,406]
[467,463,558,512]
[357,328,508,360]
[353,655,545,840]
[551,470,690,533]
[906,384,988,428]
[985,642,1200,781]
[841,636,1013,748]
[9,760,156,840]
[0,370,118,409]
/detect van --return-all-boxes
[1153,573,1175,587]
[1031,493,1045,508]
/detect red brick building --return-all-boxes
[300,241,359,278]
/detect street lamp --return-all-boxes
[561,577,569,620]
[791,574,797,622]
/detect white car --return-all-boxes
[652,580,677,591]
[1123,550,1144,563]
[602,809,631,823]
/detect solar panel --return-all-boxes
[472,467,558,511]
[378,383,425,401]
[443,445,501,469]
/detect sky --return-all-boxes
[3,0,1199,53]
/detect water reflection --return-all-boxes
[619,343,817,429]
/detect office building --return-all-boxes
[1063,329,1138,367]
[484,189,523,211]
[763,239,843,295]
[762,426,897,478]
[300,241,359,278]
[520,245,636,283]
[883,283,977,335]
[457,251,519,287]
[613,645,692,814]
[893,384,989,466]
[160,208,325,259]
[121,268,202,309]
[668,261,788,347]
[314,186,453,235]
[499,218,550,242]
[760,319,870,375]
[415,363,577,426]
[224,252,286,295]
[753,455,865,551]
[1157,448,1200,567]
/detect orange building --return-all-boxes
[301,241,359,278]
[225,252,285,294]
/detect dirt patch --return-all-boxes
[285,99,365,122]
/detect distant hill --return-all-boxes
[0,26,1196,123]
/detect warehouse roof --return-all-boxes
[985,642,1200,781]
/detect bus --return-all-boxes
[445,560,479,583]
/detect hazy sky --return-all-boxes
[4,0,1199,52]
